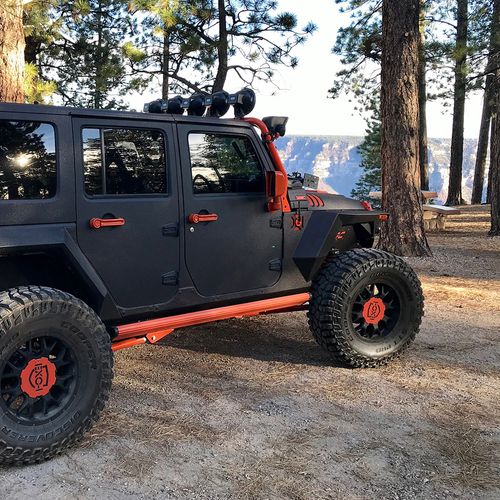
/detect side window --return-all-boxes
[0,121,57,200]
[82,127,167,195]
[189,133,265,194]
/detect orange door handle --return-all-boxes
[89,217,126,229]
[188,213,218,224]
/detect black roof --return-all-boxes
[0,102,254,130]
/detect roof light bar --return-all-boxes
[143,88,257,118]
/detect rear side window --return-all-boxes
[189,133,265,194]
[0,121,57,200]
[82,127,167,196]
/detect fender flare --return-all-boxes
[292,210,384,281]
[0,223,119,320]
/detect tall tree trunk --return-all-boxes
[0,1,25,103]
[162,27,170,100]
[472,77,493,204]
[212,0,228,92]
[94,0,103,109]
[488,0,500,234]
[490,71,500,235]
[473,0,500,205]
[379,0,431,256]
[446,0,468,206]
[487,113,495,204]
[418,0,429,191]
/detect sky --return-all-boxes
[128,0,483,139]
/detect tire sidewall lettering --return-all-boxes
[1,411,82,442]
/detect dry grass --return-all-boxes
[427,407,499,489]
[85,405,225,447]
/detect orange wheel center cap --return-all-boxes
[20,357,57,398]
[362,297,386,325]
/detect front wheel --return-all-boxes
[0,287,113,464]
[308,249,424,368]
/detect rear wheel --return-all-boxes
[308,249,423,367]
[0,287,113,464]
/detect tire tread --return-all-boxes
[0,286,113,465]
[308,249,424,368]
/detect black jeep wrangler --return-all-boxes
[0,90,423,464]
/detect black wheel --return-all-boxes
[0,286,113,465]
[308,249,423,368]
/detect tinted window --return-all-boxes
[82,127,166,195]
[0,121,57,200]
[189,133,265,194]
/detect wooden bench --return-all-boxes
[369,190,438,200]
[367,191,460,231]
[422,204,461,231]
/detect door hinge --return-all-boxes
[162,271,178,286]
[270,218,282,229]
[162,223,179,237]
[268,259,282,272]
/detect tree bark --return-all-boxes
[488,0,500,234]
[94,0,104,109]
[446,0,468,206]
[418,0,429,191]
[474,0,500,205]
[487,113,495,204]
[212,0,228,92]
[379,0,431,256]
[162,26,170,100]
[490,71,500,235]
[472,77,493,204]
[0,1,25,103]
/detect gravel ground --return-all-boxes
[1,206,499,499]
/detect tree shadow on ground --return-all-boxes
[159,317,343,368]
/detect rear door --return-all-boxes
[178,123,283,297]
[73,118,180,310]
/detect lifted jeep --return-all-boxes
[0,92,423,464]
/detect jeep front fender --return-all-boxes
[292,210,384,281]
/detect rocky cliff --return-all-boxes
[275,135,484,203]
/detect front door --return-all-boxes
[178,123,283,297]
[73,118,180,310]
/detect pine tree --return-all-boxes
[488,0,500,235]
[379,0,430,256]
[490,86,500,235]
[124,0,208,97]
[331,0,430,189]
[445,0,468,206]
[125,0,315,96]
[472,0,499,204]
[44,0,133,109]
[418,0,429,191]
[351,99,382,206]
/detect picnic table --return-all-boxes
[368,191,460,231]
[368,190,438,200]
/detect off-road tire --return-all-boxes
[308,249,423,368]
[0,286,113,465]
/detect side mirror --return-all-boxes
[266,171,287,211]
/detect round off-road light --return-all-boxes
[144,99,167,113]
[210,91,230,117]
[187,93,207,116]
[167,95,184,114]
[232,88,256,117]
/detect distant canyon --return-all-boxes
[275,136,486,203]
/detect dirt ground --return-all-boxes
[1,205,499,499]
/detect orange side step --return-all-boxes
[112,293,310,351]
